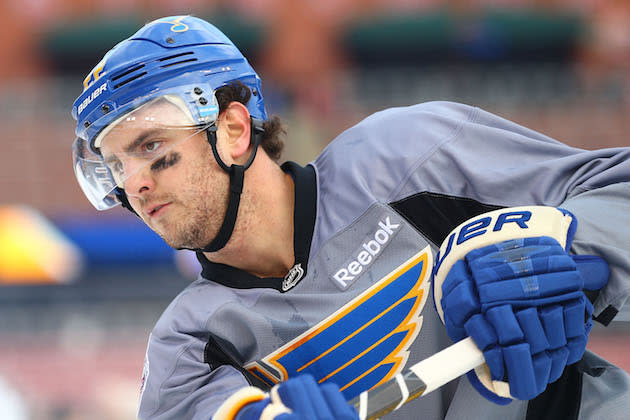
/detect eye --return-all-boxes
[143,141,162,153]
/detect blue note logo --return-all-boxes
[246,247,432,399]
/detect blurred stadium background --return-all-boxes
[1,0,629,418]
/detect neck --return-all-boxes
[203,159,295,278]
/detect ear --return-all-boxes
[219,101,252,164]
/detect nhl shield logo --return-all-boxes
[282,263,304,292]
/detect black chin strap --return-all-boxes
[194,117,264,252]
[116,186,136,214]
[202,164,244,251]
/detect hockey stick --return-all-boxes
[349,336,484,420]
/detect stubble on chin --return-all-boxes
[169,221,208,250]
[152,203,217,250]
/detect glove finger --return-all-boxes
[572,255,610,290]
[548,347,570,383]
[320,383,358,420]
[483,346,505,381]
[563,298,586,338]
[515,307,550,355]
[464,313,498,351]
[444,312,467,342]
[585,296,594,318]
[442,260,472,297]
[540,306,567,349]
[470,252,574,287]
[585,317,593,337]
[532,351,552,396]
[486,304,524,345]
[478,271,582,304]
[504,343,537,400]
[567,335,587,365]
[442,280,479,326]
[464,314,503,380]
[277,375,326,419]
[584,298,594,336]
[274,379,310,419]
[480,290,584,314]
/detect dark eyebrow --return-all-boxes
[101,128,163,165]
[123,129,163,154]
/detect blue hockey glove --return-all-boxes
[433,206,609,403]
[213,375,358,420]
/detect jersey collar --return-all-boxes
[196,161,317,292]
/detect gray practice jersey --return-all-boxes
[137,102,630,420]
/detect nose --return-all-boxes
[122,159,155,199]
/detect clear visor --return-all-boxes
[72,95,215,210]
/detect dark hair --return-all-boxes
[214,81,285,161]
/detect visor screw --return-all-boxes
[252,88,258,96]
[198,97,208,105]
[101,104,110,113]
[193,87,203,95]
[84,121,91,128]
[166,37,175,44]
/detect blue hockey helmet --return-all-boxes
[72,15,267,211]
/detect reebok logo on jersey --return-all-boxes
[332,217,401,290]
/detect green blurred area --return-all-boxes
[42,9,586,73]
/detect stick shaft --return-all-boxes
[349,337,484,419]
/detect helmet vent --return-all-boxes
[111,64,146,82]
[113,71,148,90]
[158,51,198,69]
[158,51,194,61]
[160,58,198,69]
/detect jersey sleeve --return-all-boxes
[385,102,630,207]
[402,103,630,321]
[316,101,630,321]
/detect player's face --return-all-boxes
[99,101,229,249]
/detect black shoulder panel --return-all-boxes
[390,192,503,245]
[204,334,271,390]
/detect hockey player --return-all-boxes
[71,16,630,420]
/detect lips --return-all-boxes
[146,202,171,217]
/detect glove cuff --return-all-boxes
[259,386,293,420]
[213,387,267,420]
[466,370,513,405]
